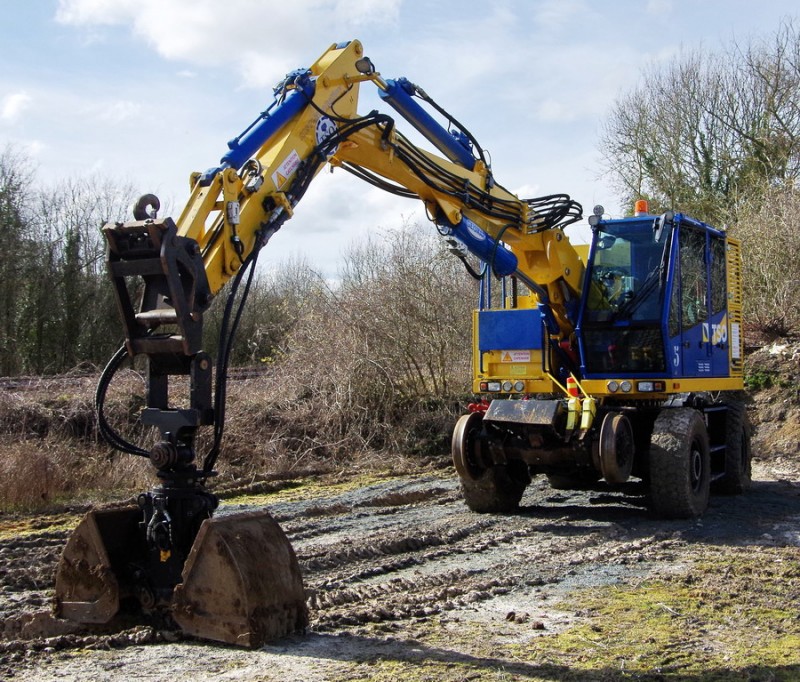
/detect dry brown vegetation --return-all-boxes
[731,187,800,340]
[0,370,458,512]
[1,220,799,512]
[0,224,479,511]
[2,339,798,514]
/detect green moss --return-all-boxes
[0,513,79,540]
[503,545,800,680]
[744,368,777,390]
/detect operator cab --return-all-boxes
[577,205,733,382]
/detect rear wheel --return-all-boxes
[714,400,752,495]
[648,408,710,518]
[452,413,529,513]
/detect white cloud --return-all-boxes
[1,91,32,123]
[536,98,574,122]
[56,0,139,24]
[96,100,143,123]
[511,183,542,200]
[646,0,673,16]
[23,139,47,157]
[533,0,591,30]
[55,0,401,88]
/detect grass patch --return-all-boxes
[221,471,412,507]
[508,545,800,680]
[744,368,778,391]
[344,548,800,681]
[0,513,79,541]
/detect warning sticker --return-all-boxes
[500,350,531,363]
[271,150,302,190]
[731,322,741,359]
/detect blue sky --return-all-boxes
[1,1,798,277]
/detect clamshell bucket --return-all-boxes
[55,507,308,647]
[172,510,308,647]
[54,506,142,624]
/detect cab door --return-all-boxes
[677,226,710,376]
[707,234,730,377]
[667,225,729,379]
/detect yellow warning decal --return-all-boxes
[500,350,531,363]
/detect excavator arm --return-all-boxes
[164,39,581,335]
[55,40,583,647]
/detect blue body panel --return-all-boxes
[669,309,730,378]
[576,212,732,381]
[478,309,543,352]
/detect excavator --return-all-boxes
[54,40,750,647]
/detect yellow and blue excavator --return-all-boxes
[54,40,750,647]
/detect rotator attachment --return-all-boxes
[54,197,309,646]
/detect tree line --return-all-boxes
[0,149,132,375]
[0,148,476,388]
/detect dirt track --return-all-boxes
[1,458,799,681]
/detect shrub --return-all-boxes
[729,186,800,339]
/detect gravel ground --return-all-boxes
[1,455,798,681]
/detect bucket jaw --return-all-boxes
[55,505,308,647]
[54,507,139,624]
[172,511,308,646]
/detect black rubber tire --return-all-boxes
[713,400,752,495]
[648,408,710,519]
[460,462,529,513]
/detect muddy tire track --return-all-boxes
[0,464,798,680]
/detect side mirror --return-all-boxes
[654,211,674,242]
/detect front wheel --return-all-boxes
[452,413,529,513]
[648,408,710,518]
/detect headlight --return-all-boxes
[607,381,619,393]
[502,381,513,392]
[514,381,525,392]
[620,380,632,393]
[637,381,665,392]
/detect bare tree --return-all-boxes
[600,18,800,223]
[0,159,140,375]
[23,176,138,372]
[259,222,477,459]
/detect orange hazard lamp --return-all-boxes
[634,199,649,216]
